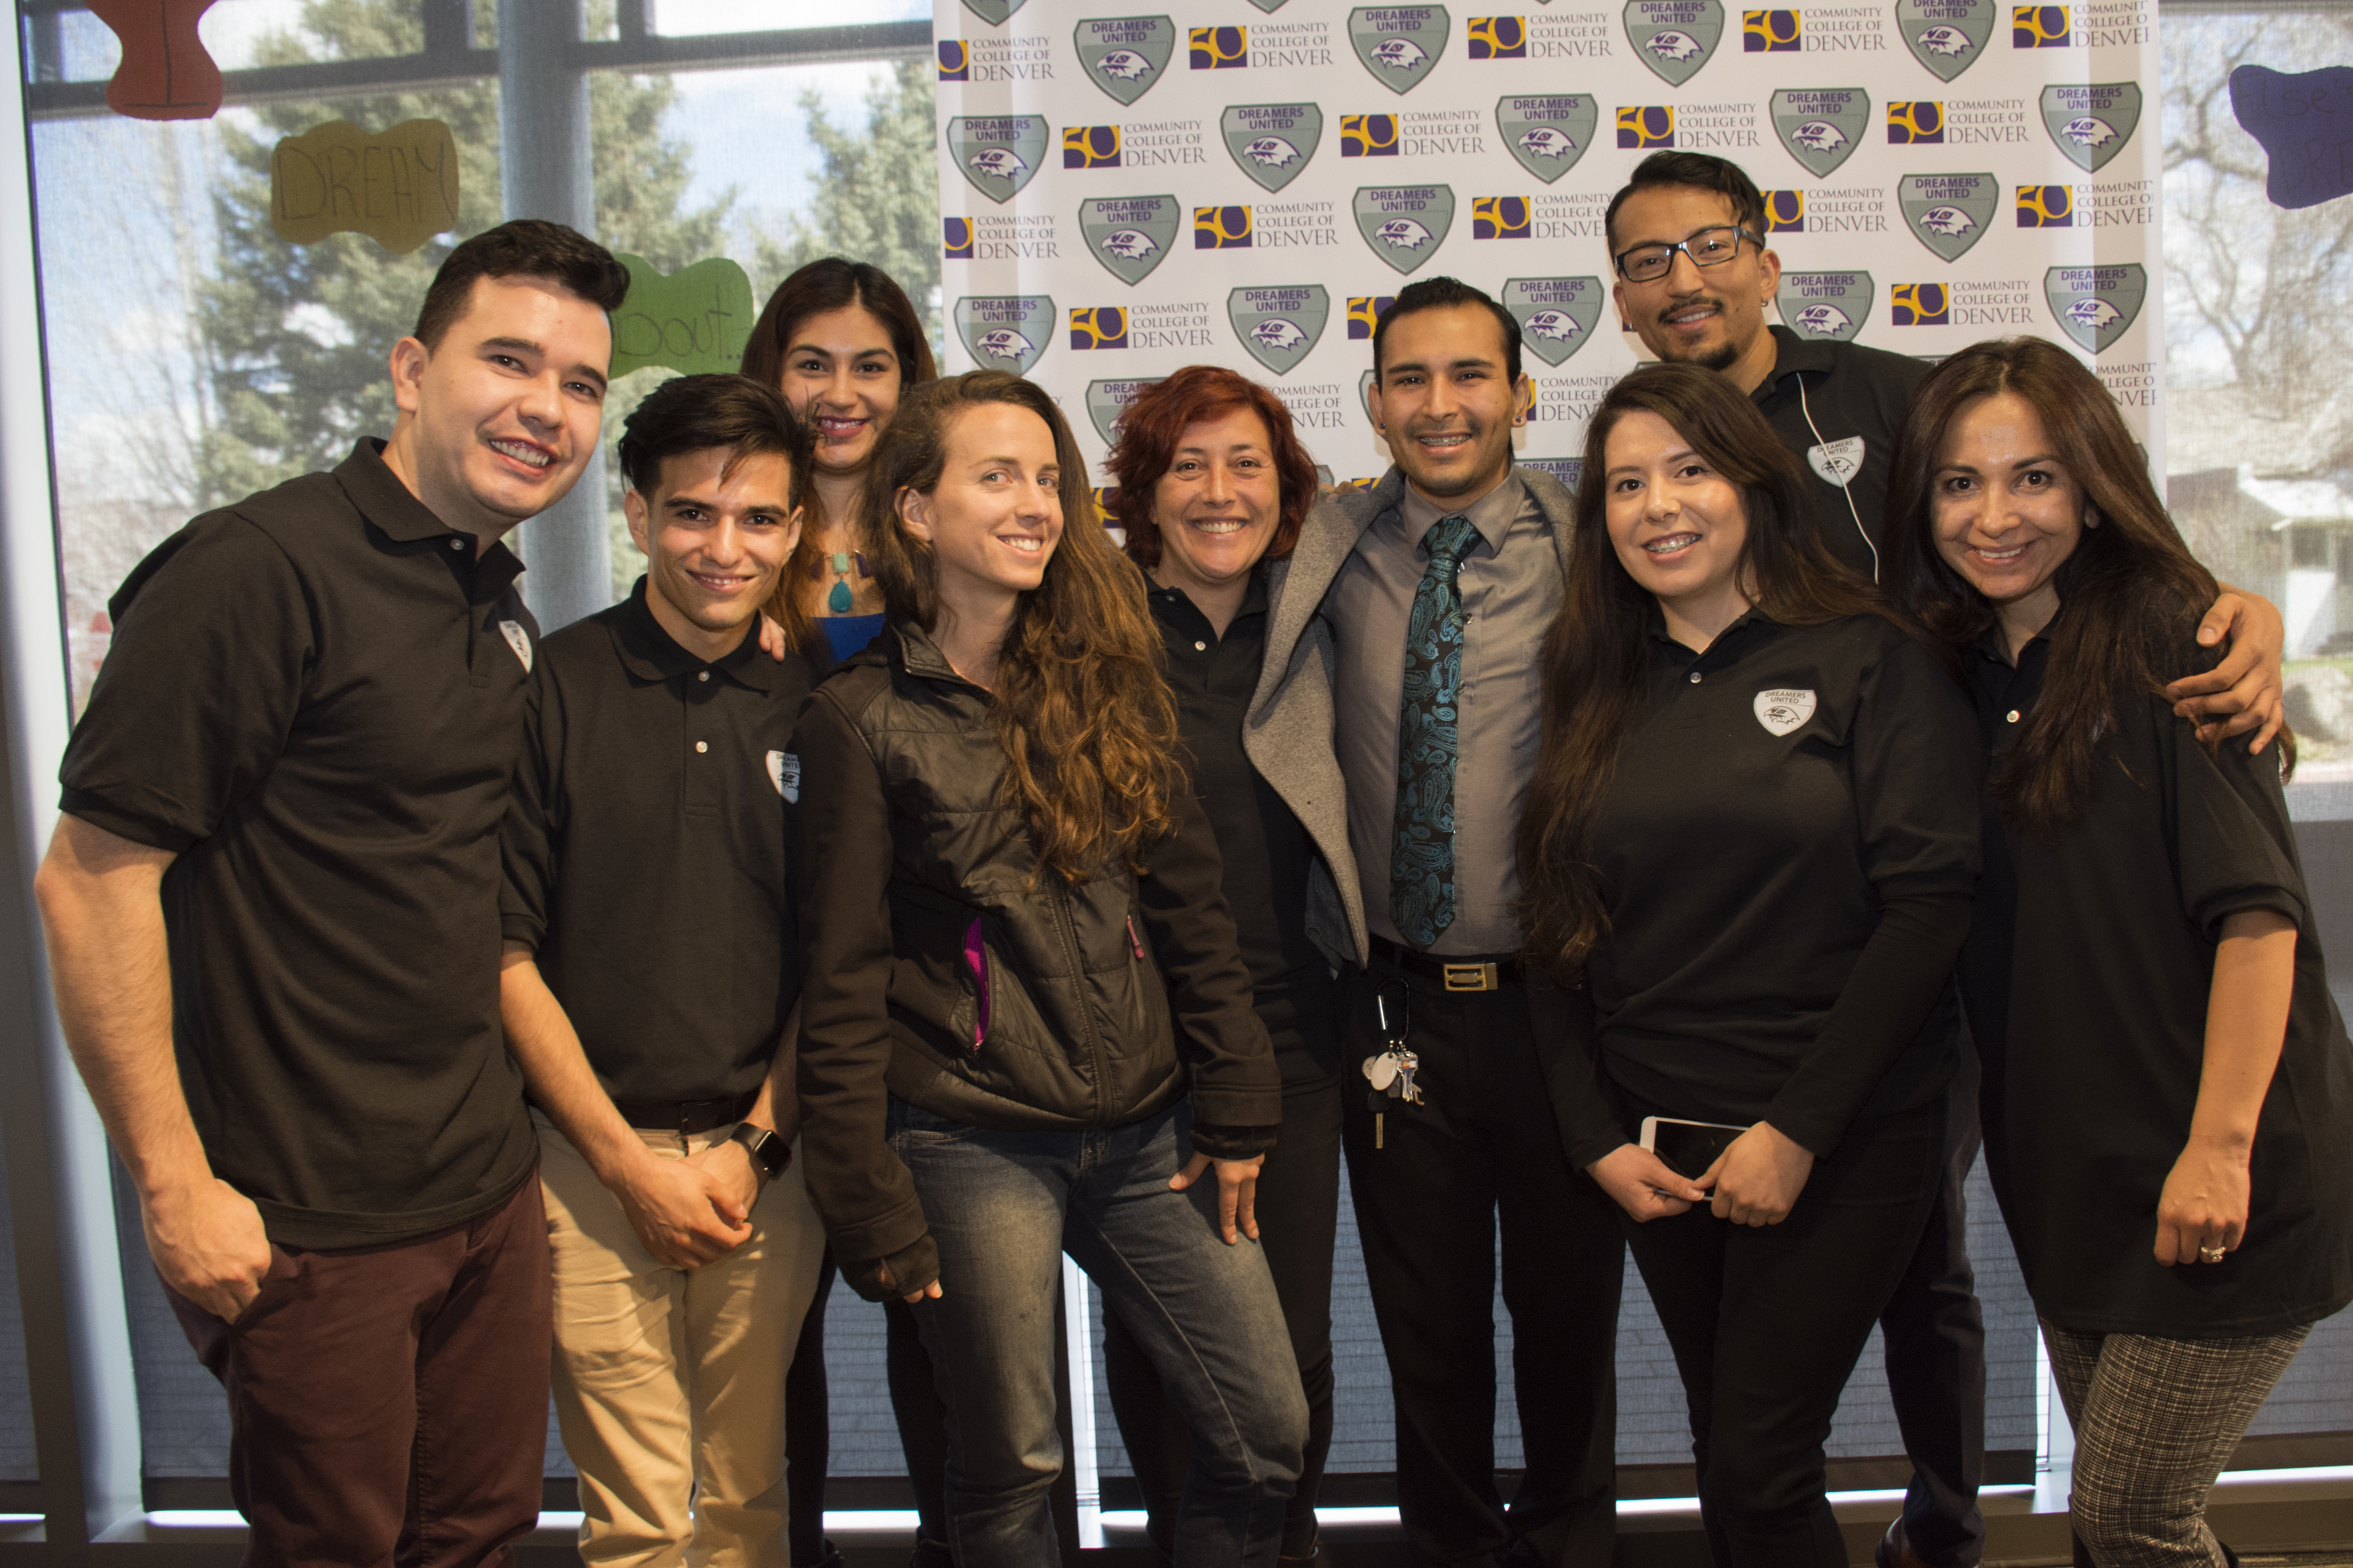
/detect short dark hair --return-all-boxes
[1371,276,1522,386]
[616,373,815,516]
[740,257,938,392]
[412,220,631,349]
[1604,152,1767,258]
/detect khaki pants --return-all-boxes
[538,1112,828,1568]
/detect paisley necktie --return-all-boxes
[1389,514,1480,947]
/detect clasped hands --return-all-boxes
[1587,1121,1816,1227]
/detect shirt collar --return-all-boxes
[1398,468,1525,558]
[1753,324,1836,402]
[610,577,773,691]
[336,438,488,547]
[1148,572,1269,627]
[1646,599,1777,654]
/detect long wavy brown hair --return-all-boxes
[742,258,939,657]
[868,371,1183,882]
[1518,362,1891,985]
[1884,336,2287,835]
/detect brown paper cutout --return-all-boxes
[270,119,461,255]
[86,0,223,121]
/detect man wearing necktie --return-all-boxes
[1244,277,1623,1568]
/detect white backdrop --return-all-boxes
[931,0,2162,493]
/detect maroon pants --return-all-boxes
[167,1176,552,1568]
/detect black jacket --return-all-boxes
[793,620,1280,1299]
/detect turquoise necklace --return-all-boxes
[810,547,871,614]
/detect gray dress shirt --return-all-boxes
[1327,469,1558,956]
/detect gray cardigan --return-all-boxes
[1242,463,1580,969]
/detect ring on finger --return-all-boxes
[2199,1243,2227,1264]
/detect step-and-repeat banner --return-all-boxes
[931,0,2160,491]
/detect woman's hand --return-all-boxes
[876,1259,944,1306]
[2166,587,2285,752]
[2155,1136,2253,1266]
[1586,1143,1709,1222]
[1172,1152,1264,1244]
[756,612,789,662]
[1702,1122,1815,1227]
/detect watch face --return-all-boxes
[734,1124,787,1176]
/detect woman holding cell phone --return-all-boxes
[1885,336,2353,1568]
[1519,362,1980,1568]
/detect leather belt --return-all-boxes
[1368,935,1522,992]
[610,1087,760,1135]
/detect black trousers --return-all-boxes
[785,1251,957,1565]
[1879,1050,1988,1568]
[1338,964,1623,1568]
[1103,1074,1344,1560]
[1626,1098,1947,1568]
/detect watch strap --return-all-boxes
[729,1122,790,1180]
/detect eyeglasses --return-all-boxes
[1613,225,1760,284]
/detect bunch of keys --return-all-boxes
[1361,986,1423,1148]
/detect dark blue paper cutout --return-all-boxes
[2231,63,2353,210]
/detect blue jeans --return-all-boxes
[889,1098,1307,1568]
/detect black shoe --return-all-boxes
[910,1538,955,1568]
[796,1541,846,1568]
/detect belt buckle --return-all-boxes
[1442,961,1498,993]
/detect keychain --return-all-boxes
[1360,984,1425,1148]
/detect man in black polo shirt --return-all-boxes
[499,374,826,1565]
[33,220,628,1563]
[1601,153,2287,1568]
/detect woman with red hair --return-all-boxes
[1100,366,1336,1566]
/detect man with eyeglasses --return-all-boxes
[1601,151,2288,1568]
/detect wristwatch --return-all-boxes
[729,1123,791,1182]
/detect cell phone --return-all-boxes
[1639,1115,1751,1182]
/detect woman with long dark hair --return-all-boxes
[743,257,937,669]
[1095,366,1335,1565]
[1884,336,2353,1568]
[741,256,945,1568]
[1520,362,1979,1567]
[793,371,1307,1566]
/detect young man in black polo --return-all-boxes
[1601,152,2288,1568]
[34,220,628,1563]
[498,374,826,1565]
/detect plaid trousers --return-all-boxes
[2044,1318,2311,1568]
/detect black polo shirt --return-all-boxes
[1752,324,1932,582]
[58,439,541,1249]
[1568,612,1979,1166]
[1960,627,2353,1335]
[502,580,817,1104]
[1149,577,1338,1087]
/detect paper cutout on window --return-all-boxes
[86,0,223,121]
[2230,64,2353,210]
[270,119,461,255]
[608,255,757,379]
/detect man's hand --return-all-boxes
[141,1177,272,1322]
[1702,1122,1815,1227]
[1171,1151,1264,1244]
[877,1260,944,1306]
[2168,588,2286,753]
[685,1137,762,1221]
[614,1148,754,1269]
[1586,1143,1709,1222]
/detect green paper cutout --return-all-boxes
[608,254,757,379]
